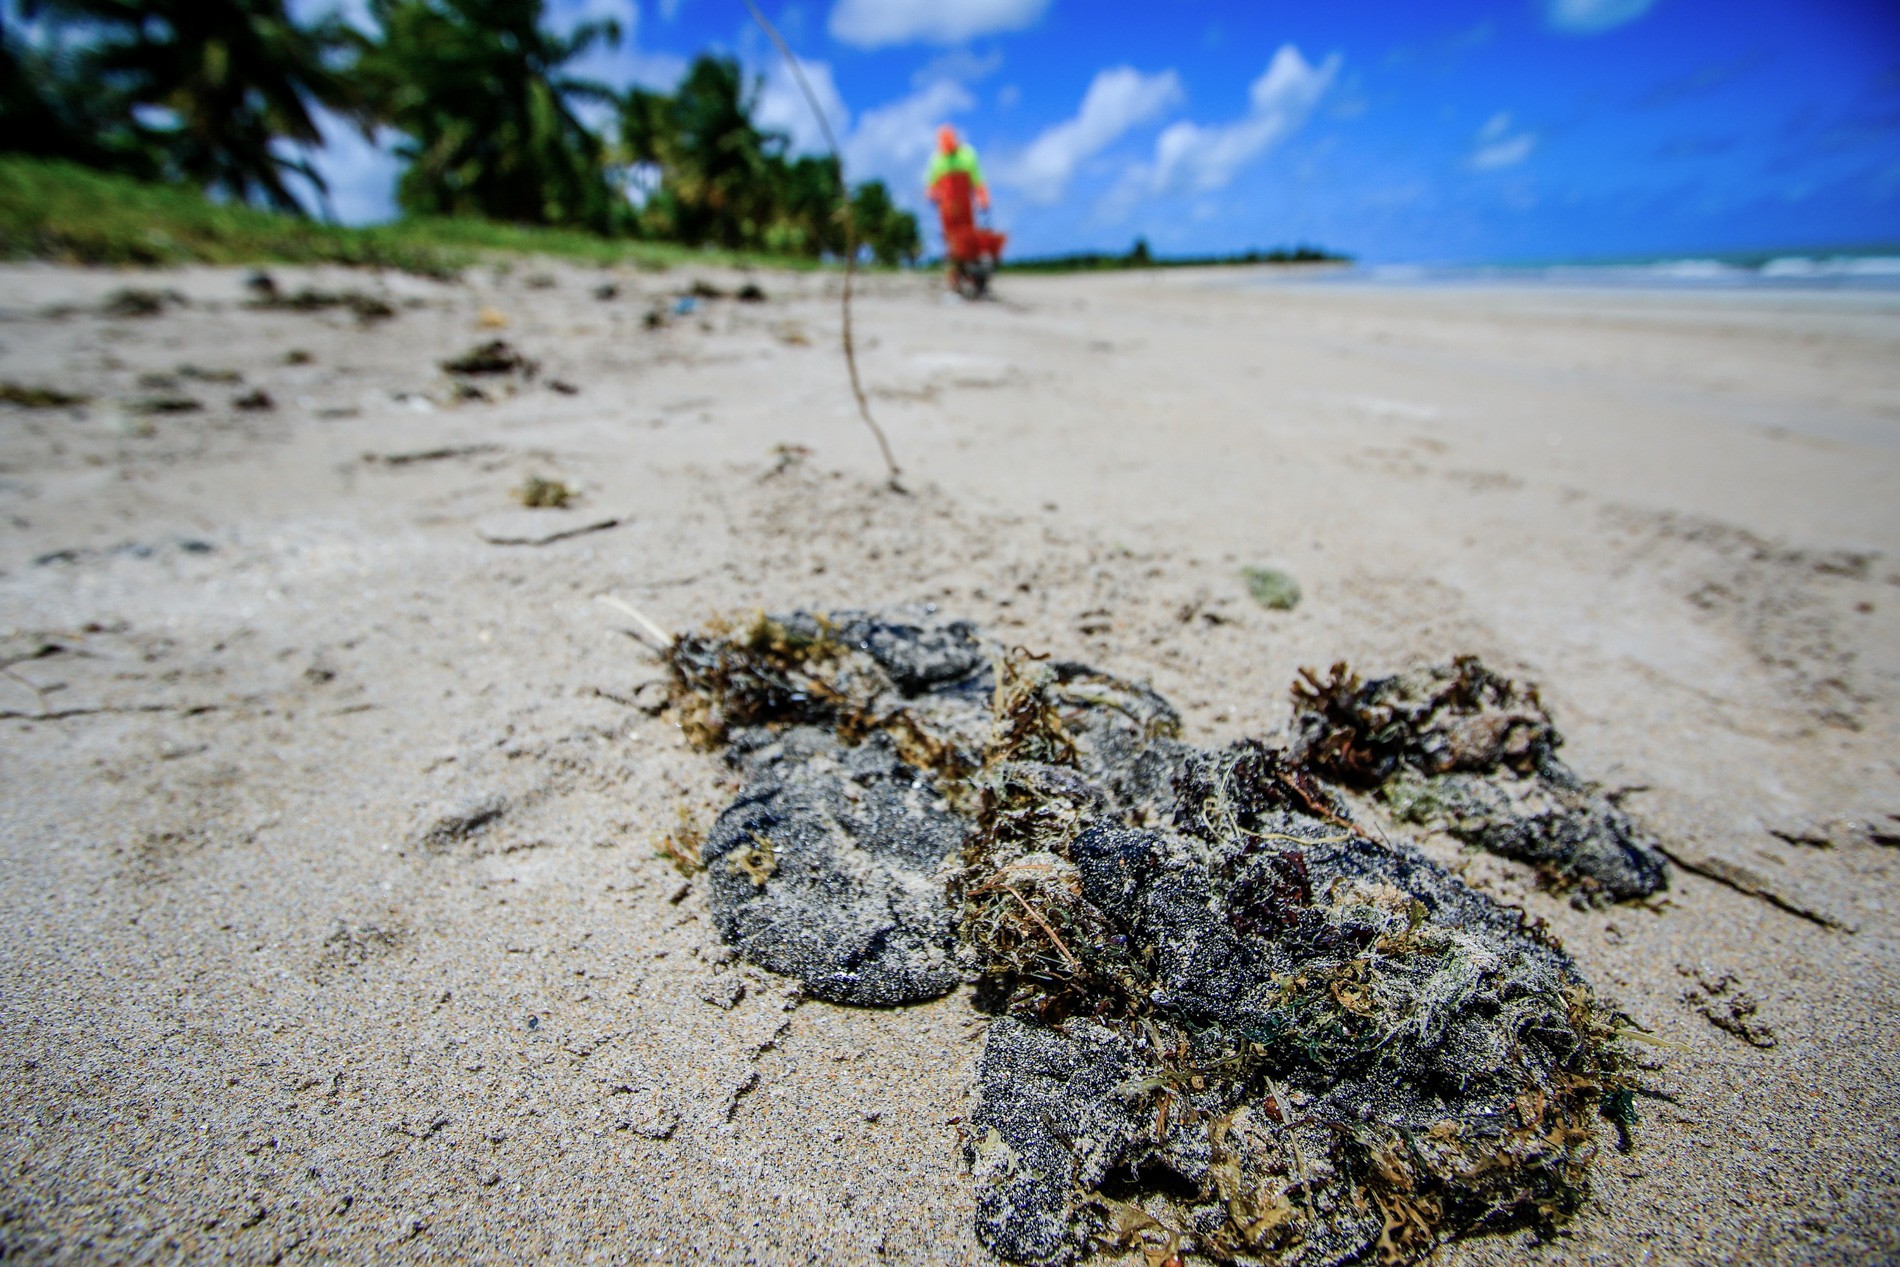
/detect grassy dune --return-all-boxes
[0,157,807,276]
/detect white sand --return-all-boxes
[1,260,1896,1262]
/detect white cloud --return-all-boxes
[555,0,634,30]
[756,58,852,156]
[565,9,687,93]
[828,0,1050,49]
[1467,111,1536,169]
[1147,45,1339,194]
[1004,67,1182,203]
[1469,134,1535,169]
[843,78,975,202]
[912,48,1005,88]
[1543,0,1657,34]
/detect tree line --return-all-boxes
[0,0,922,264]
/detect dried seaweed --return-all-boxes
[442,339,538,377]
[102,287,181,318]
[0,381,89,408]
[248,286,396,322]
[512,475,575,508]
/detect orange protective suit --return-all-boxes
[927,130,1005,266]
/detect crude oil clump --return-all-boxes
[442,339,539,378]
[1289,658,1669,901]
[664,613,1646,1265]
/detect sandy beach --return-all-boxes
[1,260,1896,1263]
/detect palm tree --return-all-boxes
[359,0,621,231]
[620,55,784,249]
[19,0,355,213]
[0,14,149,174]
[619,54,920,262]
[849,179,919,266]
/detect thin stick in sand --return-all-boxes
[595,595,674,650]
[741,0,905,493]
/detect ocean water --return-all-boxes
[1261,251,1900,291]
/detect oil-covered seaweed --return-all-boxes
[661,613,1649,1265]
[1289,658,1669,901]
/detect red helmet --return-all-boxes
[937,124,959,154]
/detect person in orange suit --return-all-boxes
[926,124,1006,292]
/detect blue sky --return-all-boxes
[311,0,1900,260]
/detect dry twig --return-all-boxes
[741,0,905,492]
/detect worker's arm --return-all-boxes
[959,146,991,209]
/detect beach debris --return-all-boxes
[248,286,395,323]
[284,348,313,365]
[127,393,203,415]
[1678,965,1776,1048]
[654,804,707,876]
[663,610,1645,1265]
[1288,658,1669,902]
[0,381,89,408]
[233,388,275,411]
[549,379,581,395]
[177,364,243,384]
[475,509,621,546]
[763,442,813,479]
[413,793,509,853]
[443,340,539,378]
[102,287,181,318]
[512,475,576,509]
[738,282,767,303]
[1243,565,1302,611]
[363,444,501,467]
[477,305,509,329]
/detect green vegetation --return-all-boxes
[1003,236,1350,273]
[1242,565,1302,611]
[620,55,918,263]
[357,0,621,232]
[0,156,817,274]
[9,0,357,212]
[1,0,919,267]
